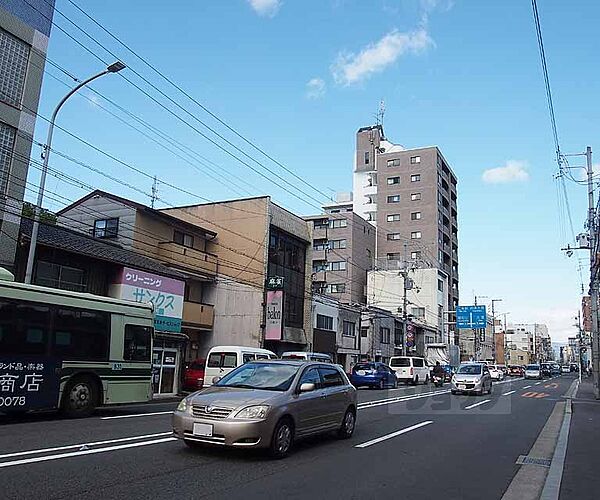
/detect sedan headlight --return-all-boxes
[233,405,270,420]
[176,398,190,412]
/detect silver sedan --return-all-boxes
[173,360,357,458]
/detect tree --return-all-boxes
[21,202,57,225]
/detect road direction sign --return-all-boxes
[456,305,487,329]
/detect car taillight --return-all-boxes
[410,367,414,376]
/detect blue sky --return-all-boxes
[30,0,600,341]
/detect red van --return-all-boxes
[183,359,205,392]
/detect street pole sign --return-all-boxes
[456,305,487,329]
[266,276,284,290]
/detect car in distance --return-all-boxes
[561,365,571,374]
[524,364,543,380]
[173,360,357,458]
[451,363,492,396]
[508,365,524,377]
[350,362,398,389]
[541,363,552,378]
[389,356,430,385]
[182,358,206,392]
[489,364,505,381]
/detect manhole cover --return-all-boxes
[515,455,551,467]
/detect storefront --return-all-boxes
[152,334,188,396]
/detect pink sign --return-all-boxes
[115,267,185,295]
[265,290,283,340]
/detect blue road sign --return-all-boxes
[456,305,487,329]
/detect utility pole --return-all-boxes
[585,146,600,398]
[400,242,411,355]
[491,298,502,363]
[576,311,583,384]
[151,175,158,209]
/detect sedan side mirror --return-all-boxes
[212,376,221,384]
[299,382,316,393]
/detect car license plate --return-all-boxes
[193,423,213,437]
[458,384,466,390]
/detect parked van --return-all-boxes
[281,352,332,363]
[389,356,430,385]
[204,346,277,387]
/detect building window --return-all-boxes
[328,283,345,293]
[411,307,425,318]
[174,230,194,248]
[411,212,422,221]
[313,239,328,251]
[381,327,391,344]
[411,174,421,182]
[364,151,370,165]
[387,233,401,241]
[343,320,356,337]
[411,231,422,239]
[93,218,119,238]
[366,212,376,222]
[313,219,328,229]
[387,214,400,222]
[330,239,347,249]
[35,261,86,292]
[0,28,30,108]
[312,260,328,273]
[438,279,444,292]
[329,261,347,271]
[411,193,421,201]
[124,325,152,361]
[0,122,17,194]
[411,251,421,259]
[316,314,334,331]
[387,253,402,261]
[329,219,347,229]
[387,176,400,185]
[387,195,400,203]
[410,156,421,164]
[387,159,400,167]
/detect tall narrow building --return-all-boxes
[0,0,55,272]
[353,125,459,339]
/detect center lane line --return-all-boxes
[464,399,491,410]
[502,390,516,396]
[523,385,532,389]
[355,421,433,448]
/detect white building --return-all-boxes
[366,267,449,344]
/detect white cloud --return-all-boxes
[306,78,326,99]
[331,29,434,86]
[247,0,281,17]
[482,160,530,184]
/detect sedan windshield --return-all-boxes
[457,365,482,375]
[527,365,540,370]
[216,363,299,391]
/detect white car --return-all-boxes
[489,364,504,381]
[561,365,571,373]
[524,364,543,380]
[389,356,430,385]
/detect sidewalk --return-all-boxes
[559,377,600,498]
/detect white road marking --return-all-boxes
[535,382,542,385]
[100,411,173,420]
[357,390,450,410]
[355,421,433,448]
[0,437,176,469]
[464,399,491,410]
[502,390,516,396]
[0,432,173,460]
[523,385,532,389]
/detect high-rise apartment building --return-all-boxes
[0,0,55,272]
[305,193,375,305]
[352,125,459,331]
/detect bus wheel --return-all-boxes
[62,377,97,418]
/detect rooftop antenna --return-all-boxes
[151,175,159,209]
[376,99,386,128]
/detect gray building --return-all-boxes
[305,192,375,306]
[0,0,55,272]
[353,125,459,340]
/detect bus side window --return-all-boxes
[124,325,152,362]
[52,308,109,361]
[0,300,49,355]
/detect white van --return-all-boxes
[204,346,277,387]
[389,356,430,385]
[281,352,332,363]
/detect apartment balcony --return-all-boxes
[182,301,214,329]
[157,241,217,277]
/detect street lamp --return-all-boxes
[24,61,126,284]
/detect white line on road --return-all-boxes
[0,432,173,460]
[0,437,176,469]
[523,385,532,389]
[464,399,491,410]
[355,421,433,448]
[357,390,450,410]
[535,382,542,385]
[502,390,516,396]
[100,411,173,420]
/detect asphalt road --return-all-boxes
[0,374,575,500]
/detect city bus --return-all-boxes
[0,268,154,417]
